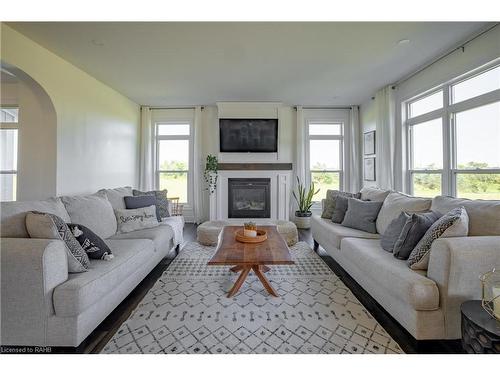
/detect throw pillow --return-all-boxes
[321,190,340,219]
[380,212,408,252]
[331,195,349,223]
[67,223,114,261]
[407,207,466,270]
[133,189,170,219]
[124,195,160,222]
[393,211,441,260]
[115,205,160,233]
[61,192,117,239]
[341,198,383,234]
[330,192,361,223]
[26,211,89,273]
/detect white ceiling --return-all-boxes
[8,22,489,106]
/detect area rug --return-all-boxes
[102,241,403,354]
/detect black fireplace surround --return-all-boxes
[228,178,271,218]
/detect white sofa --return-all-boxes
[312,187,500,340]
[0,187,183,348]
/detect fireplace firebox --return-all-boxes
[228,178,271,218]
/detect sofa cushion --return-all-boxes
[61,192,117,239]
[342,198,383,234]
[312,216,379,249]
[52,239,155,317]
[376,192,432,235]
[109,225,174,252]
[431,195,500,236]
[97,186,133,210]
[1,197,70,238]
[341,238,440,311]
[360,186,391,202]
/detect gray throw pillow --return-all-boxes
[133,189,170,219]
[407,207,465,270]
[341,198,383,234]
[393,211,441,260]
[380,212,408,252]
[124,195,160,222]
[330,192,361,223]
[26,211,90,273]
[321,190,361,219]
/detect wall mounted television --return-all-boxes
[219,118,278,153]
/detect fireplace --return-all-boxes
[228,178,271,218]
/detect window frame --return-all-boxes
[404,59,500,198]
[153,120,194,204]
[0,106,19,202]
[305,119,345,202]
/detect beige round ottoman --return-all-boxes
[197,220,228,246]
[275,220,298,246]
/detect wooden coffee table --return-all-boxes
[208,225,295,297]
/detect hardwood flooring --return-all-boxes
[8,223,462,354]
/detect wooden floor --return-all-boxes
[57,224,461,353]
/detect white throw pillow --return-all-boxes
[115,205,159,233]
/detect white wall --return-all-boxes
[1,24,140,197]
[360,25,500,191]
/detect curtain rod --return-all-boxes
[394,22,499,87]
[294,106,353,110]
[146,106,203,110]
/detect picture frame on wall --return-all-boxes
[364,157,376,181]
[364,130,376,155]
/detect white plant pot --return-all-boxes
[294,215,311,229]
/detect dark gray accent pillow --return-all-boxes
[380,212,408,252]
[331,195,349,223]
[407,207,464,269]
[393,211,441,260]
[132,189,170,219]
[124,195,160,222]
[328,194,361,224]
[67,224,114,261]
[324,191,361,220]
[341,198,383,234]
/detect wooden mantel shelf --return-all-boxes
[217,163,293,171]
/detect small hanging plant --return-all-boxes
[204,154,218,194]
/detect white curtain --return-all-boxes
[295,106,306,184]
[192,106,204,224]
[139,106,154,191]
[348,106,361,192]
[375,86,397,190]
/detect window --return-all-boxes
[1,107,19,201]
[405,61,500,199]
[155,122,192,203]
[306,122,343,200]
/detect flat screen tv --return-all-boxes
[219,118,278,153]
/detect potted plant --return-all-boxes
[204,154,218,194]
[292,176,320,229]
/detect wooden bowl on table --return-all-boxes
[235,229,268,243]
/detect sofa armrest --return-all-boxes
[427,236,500,339]
[1,238,68,346]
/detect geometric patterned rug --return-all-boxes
[101,241,403,354]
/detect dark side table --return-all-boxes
[461,300,500,353]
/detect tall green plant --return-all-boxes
[293,176,320,213]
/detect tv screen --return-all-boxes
[219,118,278,153]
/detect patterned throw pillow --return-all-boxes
[26,211,89,273]
[67,224,114,261]
[124,195,160,222]
[407,207,466,270]
[133,189,170,219]
[115,205,160,233]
